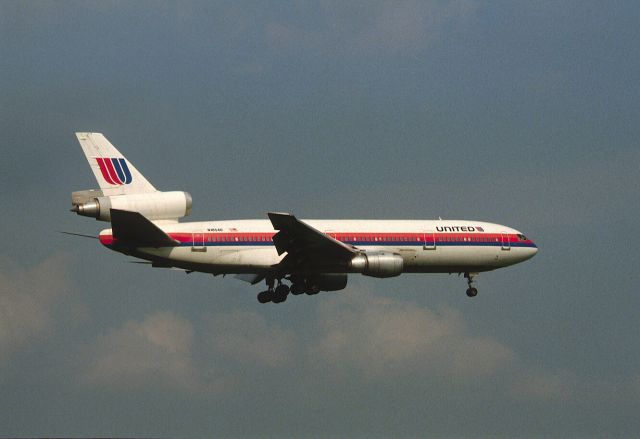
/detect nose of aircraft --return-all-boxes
[523,240,538,260]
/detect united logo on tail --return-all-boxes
[96,157,132,185]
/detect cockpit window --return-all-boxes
[517,234,527,241]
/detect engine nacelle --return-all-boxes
[71,190,192,222]
[348,252,404,278]
[306,274,348,292]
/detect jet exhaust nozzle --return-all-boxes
[72,199,101,218]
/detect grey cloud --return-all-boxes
[265,0,478,55]
[352,0,477,52]
[307,290,639,408]
[511,369,640,404]
[309,289,513,382]
[82,311,201,392]
[0,254,72,364]
[510,369,574,402]
[80,291,514,396]
[82,309,297,396]
[204,310,297,368]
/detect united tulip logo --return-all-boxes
[96,157,132,185]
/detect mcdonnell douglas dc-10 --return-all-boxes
[69,133,538,303]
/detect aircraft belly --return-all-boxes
[139,246,282,270]
[135,244,525,275]
[394,245,502,272]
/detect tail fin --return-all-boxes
[76,132,156,195]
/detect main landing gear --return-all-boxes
[256,277,320,304]
[257,278,290,304]
[465,272,478,298]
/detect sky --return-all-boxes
[1,0,639,437]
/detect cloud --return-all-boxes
[82,309,297,395]
[0,254,72,363]
[265,0,478,55]
[511,369,640,404]
[77,290,638,413]
[352,0,477,52]
[309,289,513,382]
[204,311,296,368]
[79,289,517,396]
[510,369,574,401]
[82,311,200,392]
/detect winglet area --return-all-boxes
[110,209,179,247]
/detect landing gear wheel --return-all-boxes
[275,284,290,301]
[290,283,304,295]
[305,284,320,295]
[257,278,277,304]
[257,290,272,303]
[464,272,479,298]
[271,284,289,303]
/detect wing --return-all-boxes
[268,212,357,272]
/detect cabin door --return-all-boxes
[423,231,436,250]
[191,233,207,252]
[501,232,511,251]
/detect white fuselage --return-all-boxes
[99,219,538,275]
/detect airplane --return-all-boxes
[69,132,538,304]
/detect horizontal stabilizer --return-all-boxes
[110,209,179,247]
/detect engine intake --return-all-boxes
[71,190,192,222]
[349,252,404,278]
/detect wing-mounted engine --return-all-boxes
[306,274,348,291]
[71,190,192,222]
[348,251,404,278]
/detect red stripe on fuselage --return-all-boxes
[167,232,526,244]
[100,232,532,246]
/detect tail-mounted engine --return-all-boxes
[348,251,404,278]
[71,190,192,222]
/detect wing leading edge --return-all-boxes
[268,212,357,271]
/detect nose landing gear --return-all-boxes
[465,272,478,297]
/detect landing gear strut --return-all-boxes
[257,278,275,303]
[465,272,478,297]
